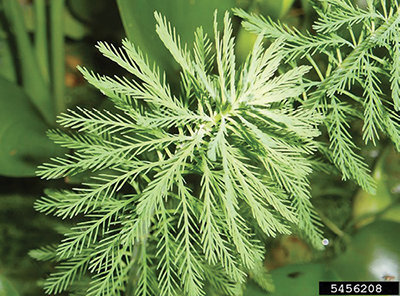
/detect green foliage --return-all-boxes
[33,10,325,296]
[1,0,53,122]
[244,263,339,296]
[0,189,60,296]
[331,220,400,281]
[234,0,400,193]
[0,77,63,177]
[0,0,71,176]
[116,0,236,74]
[33,1,400,295]
[0,274,20,296]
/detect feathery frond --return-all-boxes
[235,0,400,193]
[34,9,330,296]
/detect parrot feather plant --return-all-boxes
[30,10,323,296]
[30,0,400,294]
[234,0,400,194]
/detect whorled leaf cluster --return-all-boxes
[31,10,325,296]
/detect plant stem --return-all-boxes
[50,0,65,116]
[316,209,351,244]
[34,0,49,84]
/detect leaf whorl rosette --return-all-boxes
[34,11,323,296]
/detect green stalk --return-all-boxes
[34,0,49,84]
[50,0,65,116]
[2,0,53,123]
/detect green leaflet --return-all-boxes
[34,10,325,296]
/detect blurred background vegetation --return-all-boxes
[0,0,399,295]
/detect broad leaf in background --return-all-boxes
[245,221,400,295]
[244,263,339,296]
[0,274,20,296]
[0,77,63,177]
[116,0,236,74]
[331,221,400,281]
